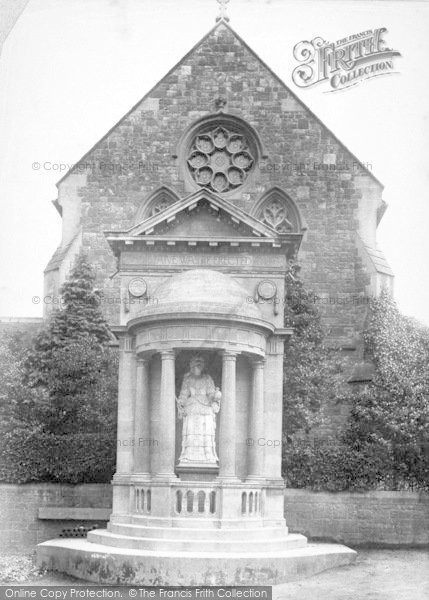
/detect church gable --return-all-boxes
[46,15,391,338]
[57,20,380,195]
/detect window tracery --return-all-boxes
[187,125,255,193]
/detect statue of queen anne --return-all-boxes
[176,355,221,465]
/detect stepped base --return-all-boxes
[88,528,307,552]
[36,537,357,585]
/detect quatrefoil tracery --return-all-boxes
[187,126,255,193]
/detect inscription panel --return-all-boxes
[135,323,267,356]
[121,251,285,271]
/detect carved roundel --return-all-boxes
[187,125,255,193]
[257,280,277,300]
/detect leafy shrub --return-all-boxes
[346,291,429,450]
[283,439,428,492]
[282,276,429,492]
[0,428,115,484]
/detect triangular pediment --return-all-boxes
[125,189,280,241]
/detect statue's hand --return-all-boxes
[176,397,185,419]
[213,387,222,401]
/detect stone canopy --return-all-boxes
[132,269,263,321]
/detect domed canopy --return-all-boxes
[134,269,262,322]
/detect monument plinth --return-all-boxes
[37,189,356,584]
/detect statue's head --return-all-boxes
[189,355,205,377]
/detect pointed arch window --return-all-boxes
[134,186,180,224]
[252,187,303,234]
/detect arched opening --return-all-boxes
[252,187,304,233]
[134,186,180,224]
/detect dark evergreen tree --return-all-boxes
[23,254,117,434]
[26,254,111,387]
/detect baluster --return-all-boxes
[176,490,182,514]
[241,492,247,514]
[186,490,194,514]
[210,490,216,514]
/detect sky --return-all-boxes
[0,0,428,324]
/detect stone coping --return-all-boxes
[284,489,429,499]
[38,507,111,520]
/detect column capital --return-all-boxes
[160,349,176,360]
[222,350,238,361]
[250,357,266,368]
[119,335,135,353]
[136,356,150,366]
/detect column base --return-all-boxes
[216,475,242,485]
[245,475,266,484]
[152,473,178,483]
[130,473,152,483]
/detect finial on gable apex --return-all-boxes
[216,0,230,22]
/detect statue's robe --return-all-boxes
[177,373,219,464]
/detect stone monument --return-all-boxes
[37,3,358,585]
[37,190,356,583]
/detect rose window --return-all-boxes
[187,126,255,193]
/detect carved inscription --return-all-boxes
[121,253,285,269]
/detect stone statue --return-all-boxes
[176,355,221,465]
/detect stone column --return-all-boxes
[156,350,177,479]
[264,337,285,482]
[218,351,238,480]
[247,358,265,480]
[116,336,136,474]
[112,335,136,516]
[133,357,151,478]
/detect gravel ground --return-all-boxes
[273,549,429,600]
[1,549,428,599]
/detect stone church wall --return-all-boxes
[56,23,380,350]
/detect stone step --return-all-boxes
[36,537,357,585]
[87,529,307,553]
[108,522,291,541]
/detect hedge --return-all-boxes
[0,429,115,484]
[1,430,427,490]
[283,440,429,492]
